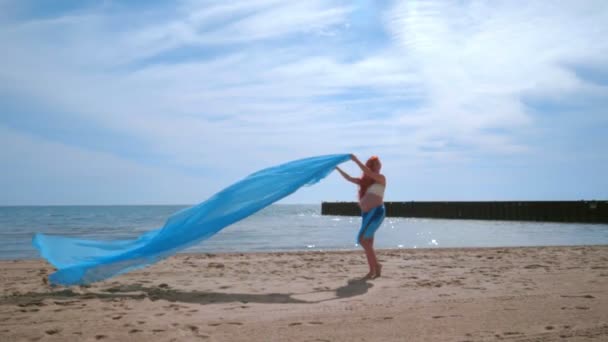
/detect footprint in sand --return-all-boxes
[288,322,302,327]
[95,335,107,340]
[560,294,595,299]
[129,329,142,334]
[524,264,549,270]
[308,321,323,325]
[45,329,61,335]
[19,301,46,308]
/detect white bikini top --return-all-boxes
[366,183,385,197]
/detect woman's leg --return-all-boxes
[358,206,384,279]
[365,238,382,278]
[369,238,382,278]
[360,237,378,278]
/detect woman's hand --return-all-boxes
[351,154,385,184]
[351,154,364,168]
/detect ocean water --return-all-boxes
[1,204,608,260]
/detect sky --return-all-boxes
[1,0,607,205]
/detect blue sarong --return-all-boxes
[33,154,350,285]
[357,205,385,242]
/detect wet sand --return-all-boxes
[1,246,607,341]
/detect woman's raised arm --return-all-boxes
[335,166,360,185]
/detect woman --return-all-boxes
[336,154,386,279]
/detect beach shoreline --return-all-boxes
[2,246,607,341]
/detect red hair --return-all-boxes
[358,156,379,199]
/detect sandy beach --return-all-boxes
[1,246,607,341]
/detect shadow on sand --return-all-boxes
[2,278,373,306]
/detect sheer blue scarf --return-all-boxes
[33,154,350,285]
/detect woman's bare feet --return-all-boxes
[361,271,374,280]
[362,264,382,280]
[371,264,382,279]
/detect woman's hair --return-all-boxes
[358,156,380,199]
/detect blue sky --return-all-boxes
[1,0,607,205]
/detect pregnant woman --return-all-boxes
[336,154,386,279]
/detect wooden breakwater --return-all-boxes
[321,201,608,223]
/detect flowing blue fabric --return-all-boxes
[33,154,350,286]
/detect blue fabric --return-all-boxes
[357,205,385,242]
[33,154,351,286]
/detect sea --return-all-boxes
[1,204,608,260]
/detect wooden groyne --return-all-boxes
[321,201,608,223]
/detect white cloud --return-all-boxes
[385,0,608,155]
[0,125,211,205]
[1,0,607,203]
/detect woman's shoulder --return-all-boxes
[375,173,386,185]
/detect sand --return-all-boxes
[1,246,607,341]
